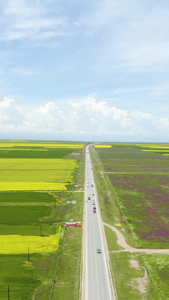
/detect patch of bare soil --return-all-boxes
[130,259,140,269]
[104,222,169,254]
[130,259,148,294]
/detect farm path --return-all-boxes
[104,222,169,255]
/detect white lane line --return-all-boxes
[98,210,112,299]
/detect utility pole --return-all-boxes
[8,285,10,300]
[28,248,30,261]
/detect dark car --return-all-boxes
[88,197,91,200]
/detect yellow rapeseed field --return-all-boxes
[142,150,169,152]
[0,158,78,191]
[94,144,112,148]
[0,227,61,254]
[0,182,66,191]
[0,142,84,149]
[0,158,77,170]
[137,144,169,149]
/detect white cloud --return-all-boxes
[1,96,169,141]
[0,0,68,42]
[0,97,23,127]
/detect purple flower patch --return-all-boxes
[109,173,169,243]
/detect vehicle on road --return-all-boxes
[88,197,91,200]
[97,248,101,253]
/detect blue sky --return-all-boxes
[0,0,169,142]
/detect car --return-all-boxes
[97,248,101,254]
[88,197,91,200]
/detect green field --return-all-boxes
[0,191,56,203]
[0,189,84,299]
[0,205,52,224]
[0,140,85,299]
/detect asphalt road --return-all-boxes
[85,146,114,300]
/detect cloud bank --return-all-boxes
[0,96,168,142]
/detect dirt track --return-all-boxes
[104,222,169,254]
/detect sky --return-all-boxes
[0,0,169,142]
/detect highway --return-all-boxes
[84,145,114,300]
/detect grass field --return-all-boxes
[91,143,169,299]
[0,191,57,203]
[96,145,169,248]
[0,205,52,223]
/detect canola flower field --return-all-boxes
[0,141,84,149]
[94,144,112,148]
[137,143,169,156]
[0,141,84,191]
[0,158,77,191]
[0,227,61,254]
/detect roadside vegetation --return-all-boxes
[0,140,85,299]
[90,143,169,299]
